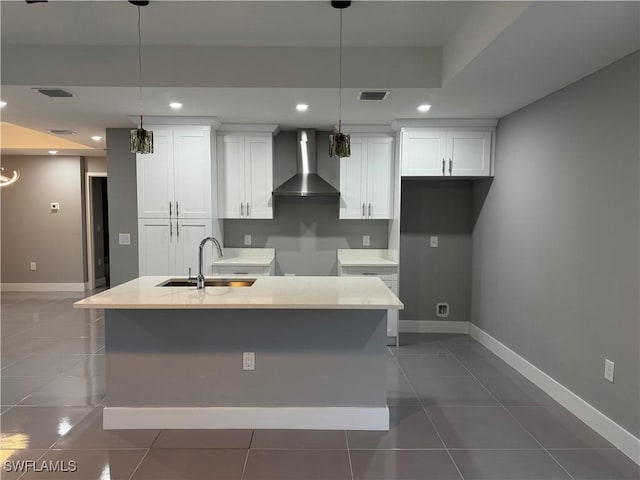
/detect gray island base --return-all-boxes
[104,308,389,430]
[75,276,403,431]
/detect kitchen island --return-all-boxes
[75,276,403,431]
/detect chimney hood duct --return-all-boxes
[272,129,340,197]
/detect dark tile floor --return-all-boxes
[1,292,638,479]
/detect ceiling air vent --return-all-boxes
[47,129,76,135]
[358,91,390,101]
[36,89,73,98]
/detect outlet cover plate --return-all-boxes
[243,352,255,371]
[244,234,252,246]
[430,236,439,247]
[604,359,615,383]
[363,235,371,247]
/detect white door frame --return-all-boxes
[85,172,108,291]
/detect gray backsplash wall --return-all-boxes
[471,52,639,436]
[399,180,472,322]
[106,128,139,287]
[224,130,389,276]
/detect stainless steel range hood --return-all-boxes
[272,129,339,197]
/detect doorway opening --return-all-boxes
[85,173,109,290]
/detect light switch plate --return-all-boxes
[244,234,252,246]
[430,236,439,247]
[363,235,371,247]
[30,262,37,271]
[118,233,131,246]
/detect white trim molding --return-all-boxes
[129,116,221,129]
[0,283,86,292]
[218,123,280,135]
[103,406,389,431]
[391,118,499,130]
[468,323,640,466]
[400,320,469,334]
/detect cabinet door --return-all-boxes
[366,137,394,219]
[173,128,212,219]
[446,131,492,176]
[401,129,446,176]
[244,136,273,219]
[174,219,213,277]
[339,136,368,219]
[218,135,246,218]
[138,219,175,276]
[136,129,174,218]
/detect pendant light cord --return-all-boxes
[338,8,343,132]
[137,5,144,128]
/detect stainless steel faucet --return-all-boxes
[197,237,223,289]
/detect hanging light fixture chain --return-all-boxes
[338,8,343,132]
[137,5,143,128]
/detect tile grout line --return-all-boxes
[240,430,254,480]
[344,429,355,480]
[390,343,466,480]
[447,345,577,480]
[127,447,151,480]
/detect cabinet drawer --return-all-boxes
[212,265,271,276]
[340,266,398,281]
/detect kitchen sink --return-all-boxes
[158,278,256,288]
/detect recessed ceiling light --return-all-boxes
[91,136,103,141]
[296,103,309,112]
[169,102,183,110]
[0,101,7,108]
[417,104,432,113]
[48,150,58,155]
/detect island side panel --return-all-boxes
[105,309,387,408]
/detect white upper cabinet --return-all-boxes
[137,126,212,219]
[218,133,273,219]
[401,128,493,177]
[340,135,394,219]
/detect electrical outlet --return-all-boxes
[436,302,449,318]
[244,234,252,246]
[430,236,439,248]
[363,235,371,247]
[30,262,37,271]
[604,359,615,383]
[243,352,255,371]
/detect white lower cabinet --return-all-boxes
[138,218,214,277]
[337,263,399,345]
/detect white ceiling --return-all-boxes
[0,1,638,157]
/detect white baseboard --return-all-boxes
[1,282,86,292]
[468,323,640,466]
[400,320,469,334]
[103,406,389,431]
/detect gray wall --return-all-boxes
[400,180,472,322]
[224,130,388,276]
[1,155,86,283]
[471,52,639,435]
[106,128,139,287]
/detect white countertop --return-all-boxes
[212,248,275,267]
[337,249,399,267]
[74,276,404,310]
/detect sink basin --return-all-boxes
[158,278,256,288]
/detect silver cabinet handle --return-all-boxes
[247,203,250,217]
[449,159,452,176]
[362,203,366,218]
[368,203,372,217]
[169,201,172,219]
[240,202,244,217]
[361,272,378,276]
[176,201,179,217]
[442,158,445,175]
[176,220,179,239]
[169,221,172,239]
[233,272,249,275]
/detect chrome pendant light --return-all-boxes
[0,167,20,188]
[130,1,153,154]
[329,1,351,158]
